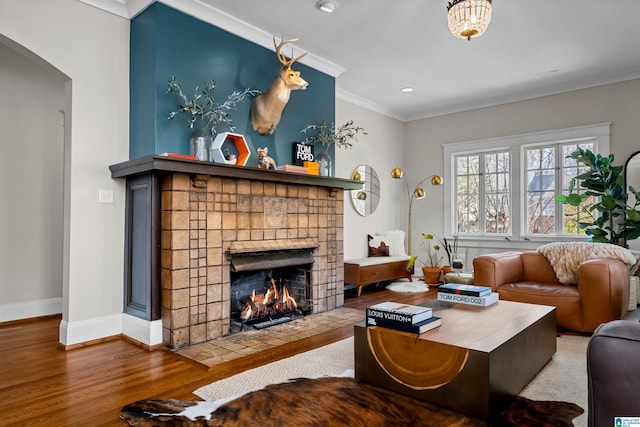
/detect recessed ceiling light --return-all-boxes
[316,1,336,13]
[401,87,414,93]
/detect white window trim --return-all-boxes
[443,123,611,248]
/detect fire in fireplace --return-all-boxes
[230,265,312,333]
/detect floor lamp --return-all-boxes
[391,167,443,254]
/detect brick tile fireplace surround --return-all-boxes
[110,156,361,349]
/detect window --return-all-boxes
[455,151,510,235]
[443,123,610,243]
[525,140,594,236]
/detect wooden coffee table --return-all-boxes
[354,299,556,421]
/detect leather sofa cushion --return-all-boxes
[497,282,581,329]
[520,252,560,283]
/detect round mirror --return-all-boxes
[350,165,380,216]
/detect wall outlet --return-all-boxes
[98,189,113,204]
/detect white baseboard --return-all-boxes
[0,297,62,322]
[122,314,163,346]
[59,313,123,346]
[58,313,163,347]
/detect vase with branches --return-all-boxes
[438,235,458,273]
[167,76,259,160]
[301,120,367,176]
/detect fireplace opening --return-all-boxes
[230,264,313,333]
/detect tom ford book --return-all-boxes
[366,302,432,325]
[438,283,492,297]
[366,315,442,334]
[437,291,499,306]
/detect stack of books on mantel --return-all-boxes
[437,283,499,306]
[366,302,441,334]
[276,164,309,174]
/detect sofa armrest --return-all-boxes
[473,252,524,291]
[578,258,630,332]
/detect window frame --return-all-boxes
[443,123,611,248]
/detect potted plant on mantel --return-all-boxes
[556,148,640,246]
[167,76,259,161]
[301,119,367,177]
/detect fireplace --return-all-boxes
[229,246,315,333]
[110,156,361,350]
[229,265,312,332]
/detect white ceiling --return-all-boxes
[85,0,640,121]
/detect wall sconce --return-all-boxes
[391,167,443,254]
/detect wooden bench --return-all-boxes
[344,256,413,296]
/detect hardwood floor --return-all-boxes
[0,285,437,427]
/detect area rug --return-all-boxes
[194,337,354,401]
[385,278,430,293]
[121,335,588,427]
[121,377,583,426]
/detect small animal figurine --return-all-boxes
[257,147,276,169]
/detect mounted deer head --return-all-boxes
[251,36,309,135]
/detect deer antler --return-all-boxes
[273,35,307,67]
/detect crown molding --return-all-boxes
[336,87,405,122]
[76,0,345,78]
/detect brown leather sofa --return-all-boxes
[473,251,630,333]
[587,320,640,427]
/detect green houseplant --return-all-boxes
[555,148,640,246]
[418,233,443,284]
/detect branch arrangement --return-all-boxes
[301,120,367,149]
[167,77,259,135]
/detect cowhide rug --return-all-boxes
[120,377,583,427]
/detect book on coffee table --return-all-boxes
[366,315,442,334]
[438,283,491,297]
[367,302,433,325]
[437,291,499,306]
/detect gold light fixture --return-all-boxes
[391,167,443,254]
[447,0,492,41]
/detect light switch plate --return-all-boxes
[98,189,113,204]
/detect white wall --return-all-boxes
[336,99,406,260]
[0,42,66,320]
[404,79,640,262]
[0,0,129,344]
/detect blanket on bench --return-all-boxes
[537,242,638,284]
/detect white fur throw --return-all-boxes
[537,242,638,284]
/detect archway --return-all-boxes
[0,36,70,323]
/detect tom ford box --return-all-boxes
[292,142,315,166]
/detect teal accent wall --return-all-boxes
[130,3,335,169]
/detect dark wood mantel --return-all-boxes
[109,155,363,190]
